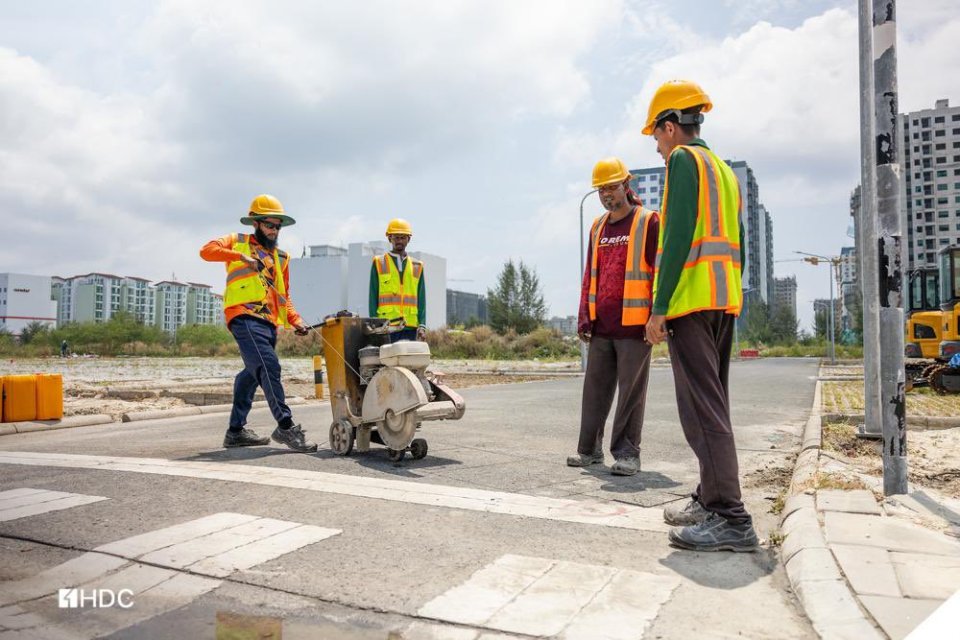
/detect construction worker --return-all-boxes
[200,194,317,453]
[642,80,757,552]
[568,158,659,476]
[369,218,427,342]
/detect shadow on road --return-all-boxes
[353,453,464,478]
[658,545,779,588]
[182,448,301,462]
[577,466,683,493]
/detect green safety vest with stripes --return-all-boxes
[654,145,743,319]
[223,233,290,328]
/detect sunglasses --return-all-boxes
[258,220,282,230]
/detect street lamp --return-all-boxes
[578,188,598,372]
[796,250,841,365]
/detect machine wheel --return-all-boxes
[410,438,428,460]
[329,420,355,455]
[387,448,405,462]
[379,408,418,450]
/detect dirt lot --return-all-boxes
[2,357,567,420]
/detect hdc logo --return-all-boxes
[58,588,135,609]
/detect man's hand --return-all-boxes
[416,325,428,341]
[294,323,310,336]
[240,255,262,270]
[578,330,591,344]
[645,314,668,345]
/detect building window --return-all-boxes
[940,224,950,231]
[939,197,949,205]
[935,116,945,124]
[936,143,946,150]
[935,130,946,137]
[941,210,950,217]
[922,117,930,127]
[939,184,948,191]
[938,169,948,177]
[953,114,960,121]
[936,157,946,164]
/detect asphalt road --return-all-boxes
[0,357,819,639]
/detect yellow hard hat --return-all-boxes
[642,80,713,135]
[240,194,296,227]
[591,157,631,188]
[386,218,413,236]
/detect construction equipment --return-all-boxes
[909,246,960,393]
[318,313,465,462]
[905,267,941,360]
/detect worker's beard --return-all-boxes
[254,227,277,250]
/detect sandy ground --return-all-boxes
[2,356,566,420]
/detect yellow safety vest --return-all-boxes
[223,234,290,328]
[588,207,656,326]
[654,145,743,319]
[374,253,423,328]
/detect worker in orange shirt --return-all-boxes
[200,194,317,453]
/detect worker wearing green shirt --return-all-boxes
[369,218,427,342]
[642,80,757,553]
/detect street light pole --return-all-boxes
[796,251,839,365]
[578,188,598,373]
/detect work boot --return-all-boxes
[610,457,641,476]
[271,424,318,453]
[663,498,710,526]
[566,452,604,467]
[667,513,759,553]
[223,428,270,448]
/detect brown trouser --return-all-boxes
[578,336,651,460]
[667,310,751,525]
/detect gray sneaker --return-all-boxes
[271,424,318,453]
[610,457,641,476]
[667,513,759,552]
[223,428,270,448]
[663,499,710,526]
[566,452,604,467]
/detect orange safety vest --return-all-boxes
[587,207,656,326]
[223,234,290,328]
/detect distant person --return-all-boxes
[369,218,427,342]
[567,157,658,477]
[60,340,69,358]
[200,194,317,453]
[642,80,756,552]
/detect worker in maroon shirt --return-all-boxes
[567,157,660,476]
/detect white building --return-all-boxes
[288,245,350,325]
[186,283,223,326]
[155,281,189,333]
[0,273,58,336]
[69,272,124,323]
[119,277,156,325]
[290,240,447,328]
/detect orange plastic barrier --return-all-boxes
[2,374,37,422]
[0,377,4,422]
[36,374,64,421]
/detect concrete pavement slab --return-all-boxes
[791,579,882,638]
[824,511,960,556]
[784,547,843,582]
[830,544,901,598]
[859,595,944,640]
[817,489,881,515]
[892,558,960,600]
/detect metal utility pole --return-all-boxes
[796,252,839,364]
[857,0,883,440]
[871,0,908,495]
[578,188,598,372]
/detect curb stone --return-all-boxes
[820,412,960,430]
[1,414,114,435]
[781,375,884,639]
[120,396,313,422]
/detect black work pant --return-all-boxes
[667,311,751,525]
[578,336,652,460]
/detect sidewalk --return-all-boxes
[781,370,960,639]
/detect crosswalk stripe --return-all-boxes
[0,452,669,533]
[419,554,680,639]
[0,489,107,523]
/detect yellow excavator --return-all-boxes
[904,267,941,359]
[913,245,960,393]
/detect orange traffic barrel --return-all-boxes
[3,374,37,422]
[36,374,64,421]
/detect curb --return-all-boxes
[1,414,114,435]
[120,396,315,423]
[820,412,960,430]
[781,376,883,639]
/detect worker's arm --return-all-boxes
[651,148,699,316]
[369,261,379,317]
[199,234,242,263]
[417,270,426,327]
[282,261,305,330]
[577,224,595,339]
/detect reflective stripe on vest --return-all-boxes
[223,233,290,328]
[587,207,656,326]
[374,254,423,328]
[653,145,743,319]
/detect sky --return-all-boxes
[2,0,959,331]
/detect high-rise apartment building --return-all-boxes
[186,283,222,326]
[154,281,189,333]
[901,98,960,270]
[773,276,798,319]
[119,277,156,325]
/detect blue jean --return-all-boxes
[389,328,419,343]
[228,315,293,430]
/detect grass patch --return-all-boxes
[814,471,868,491]
[822,421,880,458]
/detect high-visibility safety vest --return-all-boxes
[374,253,423,328]
[587,207,656,326]
[223,234,291,328]
[654,145,743,319]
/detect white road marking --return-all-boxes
[419,554,680,639]
[0,489,107,523]
[0,452,669,533]
[0,512,340,639]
